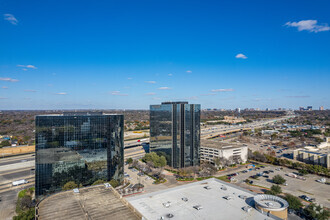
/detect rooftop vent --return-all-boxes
[220,186,227,191]
[193,205,203,210]
[242,206,252,212]
[162,201,171,208]
[167,213,174,218]
[182,197,188,202]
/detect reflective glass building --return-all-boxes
[150,102,200,168]
[35,112,124,198]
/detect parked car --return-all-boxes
[299,195,312,202]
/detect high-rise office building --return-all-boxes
[307,106,313,111]
[150,102,200,168]
[320,106,324,111]
[35,112,124,198]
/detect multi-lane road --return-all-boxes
[201,114,294,138]
[0,154,35,220]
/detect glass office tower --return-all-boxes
[35,112,124,198]
[150,102,200,168]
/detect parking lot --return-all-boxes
[229,164,330,208]
[124,164,169,195]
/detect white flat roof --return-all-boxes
[127,178,276,220]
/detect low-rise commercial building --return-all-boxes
[293,138,330,169]
[200,140,248,166]
[127,178,288,220]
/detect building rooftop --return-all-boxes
[254,194,289,211]
[36,185,140,220]
[127,178,277,220]
[201,140,245,150]
[161,101,189,105]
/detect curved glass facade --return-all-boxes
[150,102,200,168]
[35,113,124,199]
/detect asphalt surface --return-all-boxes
[0,158,34,166]
[0,154,35,220]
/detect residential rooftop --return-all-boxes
[127,178,279,220]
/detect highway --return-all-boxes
[200,114,294,139]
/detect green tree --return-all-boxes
[62,181,78,190]
[0,140,10,147]
[126,158,133,164]
[13,188,35,220]
[266,185,282,195]
[272,175,286,184]
[284,194,303,211]
[304,204,330,220]
[13,208,35,220]
[271,185,282,195]
[92,179,105,185]
[142,152,167,168]
[109,179,120,188]
[298,169,308,176]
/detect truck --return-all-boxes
[12,179,28,186]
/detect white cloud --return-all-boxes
[127,77,133,80]
[285,20,330,33]
[17,64,37,69]
[152,97,161,100]
[211,88,234,92]
[0,97,8,99]
[111,91,128,96]
[200,93,217,96]
[145,92,156,96]
[168,73,173,76]
[158,87,172,90]
[24,89,37,92]
[4,14,18,25]
[0,77,19,82]
[2,86,8,89]
[55,92,67,95]
[186,70,192,73]
[235,53,247,59]
[145,81,156,84]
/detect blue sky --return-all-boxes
[0,0,329,110]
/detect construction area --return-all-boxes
[36,185,141,220]
[0,145,35,157]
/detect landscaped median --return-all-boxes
[176,176,215,182]
[13,187,35,220]
[215,176,231,182]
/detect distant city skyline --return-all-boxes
[1,0,329,110]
